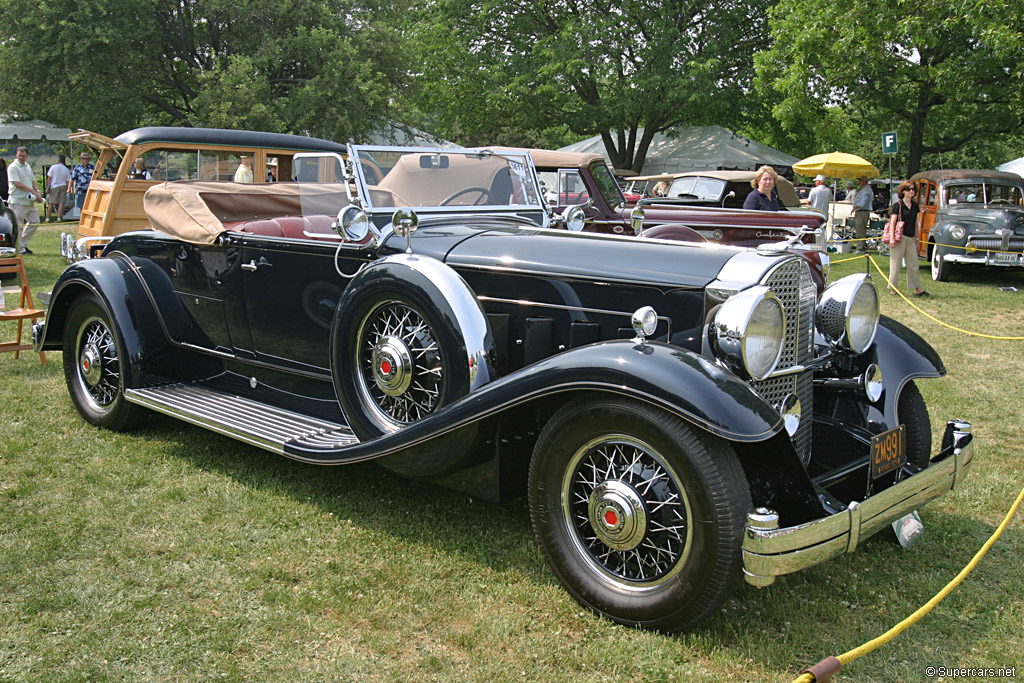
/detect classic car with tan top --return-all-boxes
[36,145,972,632]
[62,127,347,261]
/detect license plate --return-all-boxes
[870,425,906,479]
[992,251,1020,264]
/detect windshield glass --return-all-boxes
[945,182,1024,206]
[590,163,626,207]
[352,147,544,210]
[668,176,726,201]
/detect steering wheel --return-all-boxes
[989,198,1012,205]
[440,186,494,206]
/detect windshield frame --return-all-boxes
[348,145,548,221]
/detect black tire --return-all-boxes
[898,381,931,468]
[62,294,148,431]
[931,246,950,282]
[528,395,750,632]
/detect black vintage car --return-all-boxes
[35,146,974,632]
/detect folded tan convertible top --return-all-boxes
[144,181,350,244]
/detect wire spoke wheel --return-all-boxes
[75,317,121,409]
[529,396,749,631]
[564,435,692,587]
[355,300,444,430]
[62,294,147,431]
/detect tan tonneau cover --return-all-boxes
[144,181,349,244]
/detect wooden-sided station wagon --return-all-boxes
[62,127,347,261]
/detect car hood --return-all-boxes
[619,204,826,230]
[943,206,1024,232]
[439,225,762,289]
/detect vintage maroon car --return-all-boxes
[532,150,830,288]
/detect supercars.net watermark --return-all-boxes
[925,666,1016,679]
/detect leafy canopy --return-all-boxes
[757,0,1024,176]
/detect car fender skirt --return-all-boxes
[287,339,783,465]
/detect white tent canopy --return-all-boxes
[0,118,73,142]
[558,125,799,175]
[996,157,1024,178]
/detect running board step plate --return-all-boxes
[126,384,359,454]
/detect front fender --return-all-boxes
[866,315,945,421]
[286,339,783,463]
[37,254,176,388]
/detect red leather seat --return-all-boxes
[229,215,336,240]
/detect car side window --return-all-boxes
[558,170,590,205]
[143,149,200,181]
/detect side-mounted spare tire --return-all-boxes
[332,255,495,478]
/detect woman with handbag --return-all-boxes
[884,180,929,297]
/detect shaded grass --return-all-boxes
[2,226,1022,681]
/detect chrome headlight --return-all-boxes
[562,206,585,231]
[816,274,879,354]
[711,286,786,381]
[948,224,966,241]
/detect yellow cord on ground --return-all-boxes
[864,255,1024,340]
[792,483,1024,682]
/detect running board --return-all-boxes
[125,383,359,454]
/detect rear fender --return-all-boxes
[38,254,178,387]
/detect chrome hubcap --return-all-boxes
[356,301,443,429]
[372,336,413,396]
[588,480,647,551]
[79,344,102,387]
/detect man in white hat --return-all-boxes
[808,173,831,216]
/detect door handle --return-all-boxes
[240,256,273,272]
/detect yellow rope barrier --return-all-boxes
[792,483,1024,682]
[864,255,1024,340]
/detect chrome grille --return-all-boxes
[967,235,1024,253]
[749,257,817,466]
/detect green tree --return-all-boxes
[0,0,413,141]
[757,0,1024,177]
[416,0,770,170]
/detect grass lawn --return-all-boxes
[2,224,1022,682]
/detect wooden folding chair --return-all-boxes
[0,255,47,364]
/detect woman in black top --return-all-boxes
[742,165,780,211]
[887,180,928,296]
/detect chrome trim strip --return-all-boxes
[741,422,973,584]
[475,295,673,337]
[453,260,708,291]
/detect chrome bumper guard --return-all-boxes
[742,419,973,586]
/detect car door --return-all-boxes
[238,225,366,373]
[915,180,938,258]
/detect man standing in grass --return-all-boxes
[68,151,95,215]
[46,154,71,222]
[7,146,42,255]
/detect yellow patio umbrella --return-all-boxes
[793,151,880,179]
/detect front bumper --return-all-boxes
[742,419,973,586]
[940,251,1024,267]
